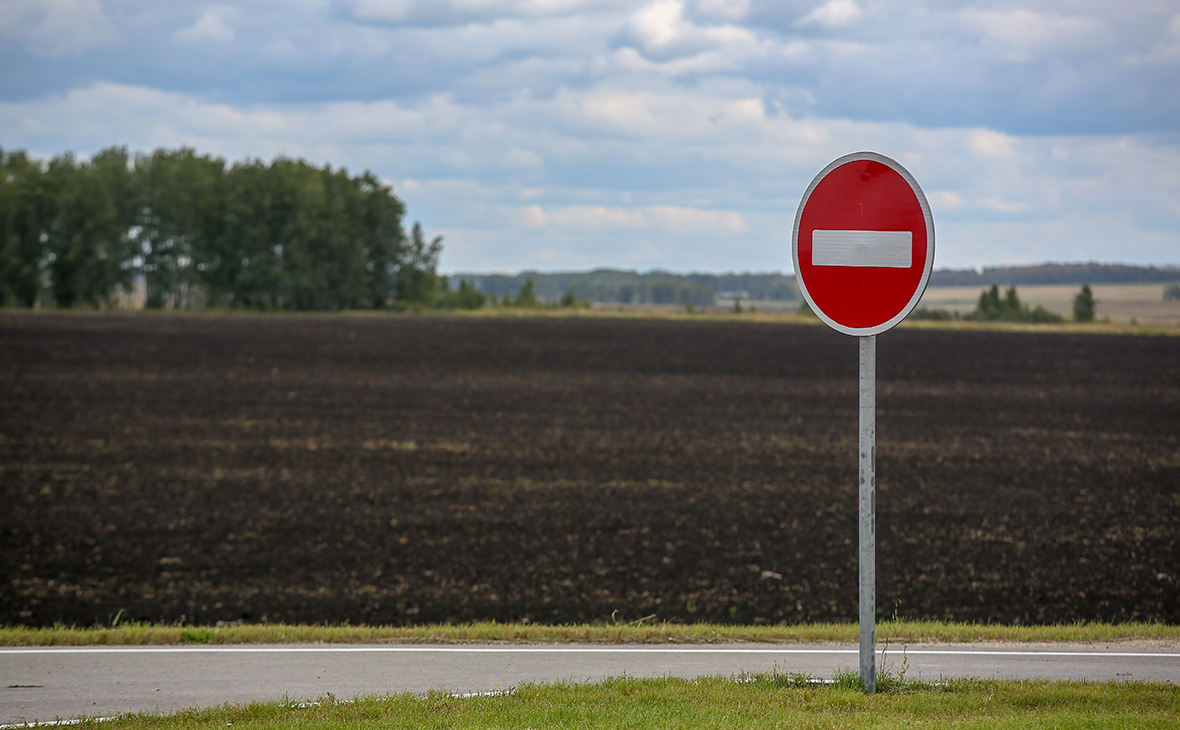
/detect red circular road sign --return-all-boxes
[792,152,934,336]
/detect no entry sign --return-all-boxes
[789,151,936,693]
[792,152,934,336]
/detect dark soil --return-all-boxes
[2,312,1177,627]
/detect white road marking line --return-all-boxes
[2,647,1177,658]
[0,720,112,730]
[812,230,912,268]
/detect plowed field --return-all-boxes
[2,312,1177,627]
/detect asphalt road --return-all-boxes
[3,644,1179,724]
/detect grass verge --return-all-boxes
[22,305,1179,335]
[52,674,1180,730]
[3,620,1178,646]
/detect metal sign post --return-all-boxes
[791,151,933,693]
[858,334,876,693]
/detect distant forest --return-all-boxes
[0,146,440,310]
[453,270,799,307]
[928,263,1180,287]
[3,145,1175,311]
[457,263,1179,306]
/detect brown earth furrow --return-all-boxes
[1,311,1177,627]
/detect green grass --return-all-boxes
[337,304,1180,334]
[3,620,1177,646]
[64,674,1180,729]
[22,303,1180,335]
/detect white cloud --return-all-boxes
[339,0,638,25]
[794,0,863,30]
[0,0,116,57]
[977,197,1030,214]
[630,0,685,50]
[6,79,1176,270]
[553,87,779,141]
[520,203,745,234]
[0,82,472,162]
[647,204,746,233]
[970,129,1017,159]
[534,246,592,266]
[173,7,236,45]
[694,0,748,22]
[962,8,1105,63]
[1133,12,1180,63]
[1,1,1178,273]
[623,0,760,63]
[943,214,1180,271]
[344,0,413,23]
[503,147,545,168]
[522,204,649,229]
[929,190,965,211]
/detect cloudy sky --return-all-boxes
[2,0,1178,274]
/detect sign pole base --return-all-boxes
[859,335,876,693]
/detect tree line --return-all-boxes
[0,146,451,310]
[453,269,799,306]
[908,283,1097,323]
[929,262,1180,287]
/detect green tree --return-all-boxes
[43,148,138,308]
[135,147,224,308]
[645,278,714,306]
[396,222,442,307]
[457,279,487,309]
[280,160,376,310]
[215,158,276,308]
[215,158,404,310]
[969,284,1062,323]
[1002,285,1021,315]
[973,285,1026,321]
[437,278,486,310]
[0,148,51,306]
[1029,304,1063,323]
[1165,283,1180,302]
[973,284,1003,320]
[354,172,407,308]
[1072,284,1095,322]
[1,145,415,312]
[513,279,538,307]
[907,306,954,321]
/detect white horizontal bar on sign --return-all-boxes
[812,230,912,268]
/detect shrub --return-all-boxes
[437,279,486,310]
[907,306,955,321]
[512,279,538,307]
[1073,284,1095,322]
[1031,304,1065,323]
[967,284,1062,323]
[180,627,212,643]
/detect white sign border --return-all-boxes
[791,151,935,337]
